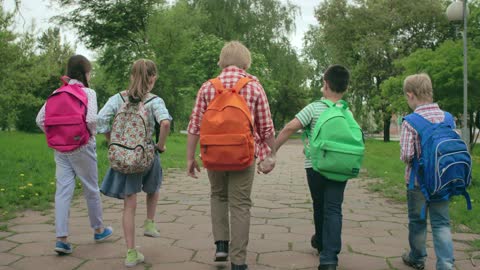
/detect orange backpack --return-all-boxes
[200,77,255,171]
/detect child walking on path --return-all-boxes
[400,74,456,270]
[35,55,113,255]
[97,59,171,267]
[274,65,353,270]
[186,41,276,270]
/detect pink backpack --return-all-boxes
[44,76,90,152]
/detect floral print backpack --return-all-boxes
[108,92,157,174]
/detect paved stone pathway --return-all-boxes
[0,141,479,270]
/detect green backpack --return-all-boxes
[307,99,365,181]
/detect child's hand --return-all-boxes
[187,159,201,178]
[257,154,276,174]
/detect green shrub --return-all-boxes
[15,94,44,133]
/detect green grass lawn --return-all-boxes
[363,139,480,235]
[0,131,187,221]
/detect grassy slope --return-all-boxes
[363,139,480,234]
[0,132,187,221]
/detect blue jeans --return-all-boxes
[407,187,454,270]
[306,168,347,266]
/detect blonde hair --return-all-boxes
[218,41,251,70]
[403,73,433,101]
[128,59,157,101]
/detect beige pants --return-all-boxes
[207,163,255,265]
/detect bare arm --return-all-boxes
[275,118,303,152]
[264,135,276,156]
[186,133,201,178]
[156,120,170,152]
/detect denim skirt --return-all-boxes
[100,153,162,199]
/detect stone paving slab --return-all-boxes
[1,141,479,269]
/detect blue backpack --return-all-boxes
[403,112,472,218]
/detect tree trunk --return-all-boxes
[383,115,391,142]
[471,111,480,151]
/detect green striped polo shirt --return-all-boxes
[295,100,329,168]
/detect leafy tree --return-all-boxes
[52,0,308,130]
[304,0,453,140]
[54,0,166,105]
[53,0,164,51]
[0,6,20,129]
[190,0,298,52]
[14,27,74,132]
[381,40,480,149]
[191,0,308,127]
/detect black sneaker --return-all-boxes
[401,252,425,270]
[231,263,248,270]
[318,264,336,270]
[311,234,322,252]
[214,240,229,262]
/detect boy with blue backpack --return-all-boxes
[400,73,472,270]
[275,65,364,270]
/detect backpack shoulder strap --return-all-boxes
[209,78,225,94]
[143,94,160,142]
[232,77,253,92]
[320,99,349,110]
[144,94,158,105]
[60,76,70,86]
[443,112,455,128]
[403,113,432,137]
[119,92,126,102]
[320,99,334,108]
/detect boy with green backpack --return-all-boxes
[274,65,364,270]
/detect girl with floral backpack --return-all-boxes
[97,59,171,267]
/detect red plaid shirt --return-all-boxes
[400,103,452,184]
[187,66,275,160]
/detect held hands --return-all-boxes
[187,158,201,178]
[257,153,276,174]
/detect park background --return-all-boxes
[0,0,479,251]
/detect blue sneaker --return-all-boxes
[54,241,73,255]
[94,226,113,242]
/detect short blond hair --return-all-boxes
[403,73,433,101]
[218,41,251,70]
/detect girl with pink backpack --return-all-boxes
[36,55,113,255]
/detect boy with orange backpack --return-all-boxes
[186,41,276,270]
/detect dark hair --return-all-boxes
[323,65,350,93]
[66,55,92,87]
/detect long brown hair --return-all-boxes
[128,59,157,102]
[66,55,92,87]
